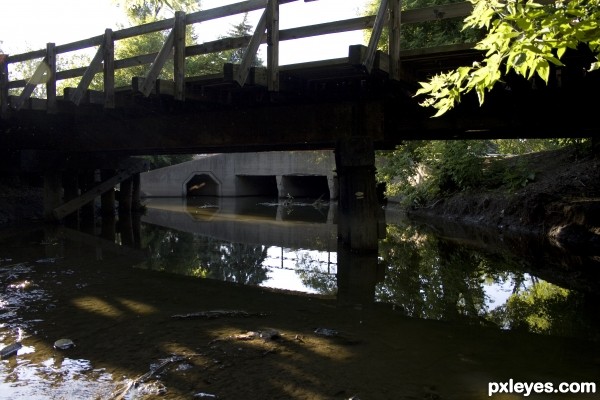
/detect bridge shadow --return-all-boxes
[2,224,599,399]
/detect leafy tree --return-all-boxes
[415,0,600,116]
[377,139,493,206]
[111,1,261,167]
[112,0,199,22]
[371,0,585,204]
[208,242,269,285]
[226,13,264,66]
[363,0,482,50]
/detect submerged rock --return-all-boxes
[53,338,75,350]
[0,342,22,358]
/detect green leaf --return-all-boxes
[536,59,550,83]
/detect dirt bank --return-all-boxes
[406,146,600,251]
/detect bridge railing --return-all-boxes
[0,0,472,117]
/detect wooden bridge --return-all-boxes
[0,0,597,247]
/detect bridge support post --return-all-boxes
[118,177,134,246]
[335,137,379,253]
[101,169,117,241]
[79,171,97,233]
[43,172,62,222]
[119,178,133,214]
[63,171,79,228]
[101,169,116,217]
[132,173,142,211]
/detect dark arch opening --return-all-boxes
[236,175,278,197]
[186,174,219,197]
[283,175,330,199]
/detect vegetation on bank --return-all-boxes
[376,138,591,207]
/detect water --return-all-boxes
[0,197,598,399]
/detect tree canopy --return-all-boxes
[415,0,600,116]
[364,0,481,51]
[112,0,200,23]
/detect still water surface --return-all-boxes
[0,197,598,399]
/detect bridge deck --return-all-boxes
[0,0,598,160]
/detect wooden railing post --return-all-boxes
[46,43,57,113]
[0,53,8,118]
[267,0,280,92]
[103,29,115,108]
[389,0,401,80]
[174,11,186,101]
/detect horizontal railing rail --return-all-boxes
[0,0,475,117]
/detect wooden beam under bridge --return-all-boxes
[51,159,148,221]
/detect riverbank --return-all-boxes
[405,146,600,251]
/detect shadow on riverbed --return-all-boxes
[0,208,599,399]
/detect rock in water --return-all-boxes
[53,338,75,350]
[0,342,22,359]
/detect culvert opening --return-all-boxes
[236,175,278,197]
[282,175,330,199]
[186,174,219,197]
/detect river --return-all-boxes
[0,197,598,399]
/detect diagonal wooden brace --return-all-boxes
[52,163,147,221]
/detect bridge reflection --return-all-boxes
[141,196,385,305]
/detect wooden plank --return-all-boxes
[224,64,268,86]
[186,36,251,57]
[104,29,115,108]
[279,16,374,41]
[12,56,50,111]
[63,88,105,105]
[132,77,153,94]
[115,52,162,70]
[29,97,48,110]
[46,43,57,113]
[187,17,373,59]
[186,0,267,24]
[389,0,401,80]
[6,49,46,64]
[113,19,174,41]
[52,163,145,220]
[70,43,105,105]
[140,29,175,96]
[157,79,176,96]
[267,0,279,92]
[363,0,388,73]
[54,35,103,55]
[234,7,267,86]
[174,11,186,101]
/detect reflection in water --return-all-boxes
[0,198,598,398]
[141,198,600,340]
[377,223,599,340]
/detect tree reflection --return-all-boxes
[376,224,599,339]
[141,225,269,285]
[377,224,496,321]
[295,250,337,296]
[490,280,599,340]
[208,242,269,285]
